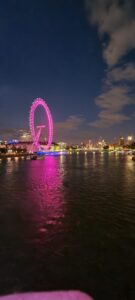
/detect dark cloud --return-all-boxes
[90,111,130,128]
[86,0,135,66]
[86,0,135,128]
[89,85,133,127]
[107,63,135,82]
[55,115,85,130]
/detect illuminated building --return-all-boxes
[97,139,106,149]
[50,143,60,151]
[58,142,67,150]
[119,137,125,146]
[19,130,32,142]
[127,135,133,145]
[86,140,93,150]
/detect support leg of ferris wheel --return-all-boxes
[32,125,45,153]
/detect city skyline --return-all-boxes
[0,0,135,143]
[0,127,135,148]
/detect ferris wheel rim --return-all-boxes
[29,98,53,150]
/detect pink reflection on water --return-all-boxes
[0,291,93,300]
[25,156,65,238]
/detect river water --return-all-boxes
[0,152,135,300]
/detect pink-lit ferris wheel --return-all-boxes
[29,98,53,151]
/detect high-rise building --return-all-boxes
[119,136,125,146]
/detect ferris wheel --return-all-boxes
[29,98,53,151]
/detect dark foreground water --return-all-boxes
[0,152,135,300]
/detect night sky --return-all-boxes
[0,0,135,143]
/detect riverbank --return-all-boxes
[0,153,33,160]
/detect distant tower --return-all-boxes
[119,136,125,147]
[127,135,133,145]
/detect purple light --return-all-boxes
[0,291,93,299]
[29,98,53,151]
